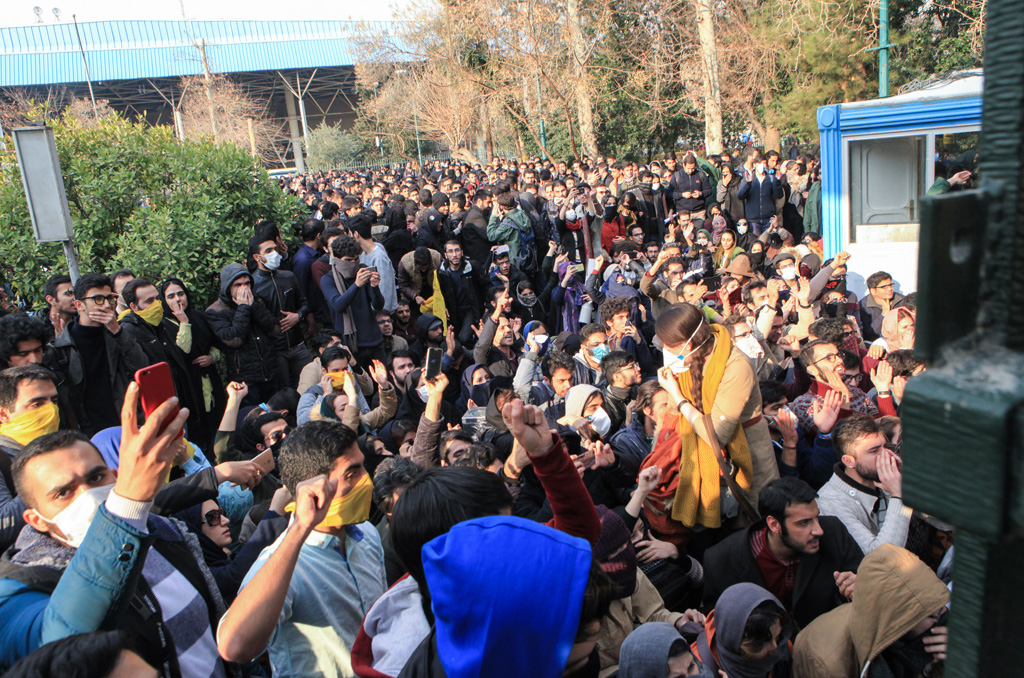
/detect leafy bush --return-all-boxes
[0,110,304,309]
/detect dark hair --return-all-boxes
[579,323,606,345]
[473,189,490,203]
[541,350,576,380]
[120,277,156,308]
[451,442,499,470]
[634,379,666,418]
[599,297,632,328]
[73,273,112,300]
[0,364,57,410]
[321,345,351,370]
[655,304,712,412]
[2,630,133,678]
[833,414,882,459]
[866,271,893,290]
[757,477,818,525]
[109,269,135,286]
[350,215,374,240]
[331,235,362,260]
[312,329,342,353]
[389,349,415,373]
[600,350,634,384]
[902,292,917,312]
[14,430,95,508]
[742,280,767,306]
[740,600,793,658]
[266,388,301,420]
[758,379,786,408]
[391,466,513,588]
[278,420,360,495]
[413,246,434,270]
[886,349,925,377]
[576,558,616,642]
[320,201,340,221]
[323,226,345,243]
[301,218,326,242]
[242,410,286,451]
[496,192,517,210]
[799,339,833,371]
[44,274,72,301]
[0,315,49,365]
[373,456,421,514]
[840,349,861,371]
[808,317,846,345]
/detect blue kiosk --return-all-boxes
[816,70,983,296]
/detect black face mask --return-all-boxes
[603,205,618,221]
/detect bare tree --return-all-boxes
[177,74,284,164]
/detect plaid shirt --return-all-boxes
[791,379,889,433]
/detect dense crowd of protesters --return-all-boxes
[0,148,961,678]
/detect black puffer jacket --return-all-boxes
[204,264,280,385]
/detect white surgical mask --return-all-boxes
[737,225,748,235]
[417,385,430,402]
[565,209,578,222]
[533,334,549,346]
[661,318,705,373]
[587,408,612,437]
[263,251,283,271]
[43,484,114,548]
[696,239,709,246]
[780,267,797,281]
[652,182,661,191]
[736,335,764,361]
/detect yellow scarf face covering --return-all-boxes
[285,473,374,529]
[0,402,60,447]
[325,371,348,390]
[137,302,165,327]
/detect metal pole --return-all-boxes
[61,240,81,285]
[413,109,423,168]
[536,75,547,152]
[879,0,889,97]
[72,15,99,117]
[296,74,309,141]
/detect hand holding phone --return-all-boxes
[135,362,184,439]
[425,347,444,382]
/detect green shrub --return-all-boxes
[0,110,304,309]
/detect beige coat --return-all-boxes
[710,346,780,510]
[792,544,950,678]
[596,570,684,676]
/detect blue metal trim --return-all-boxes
[816,95,983,259]
[0,20,399,87]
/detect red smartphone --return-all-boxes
[134,362,184,438]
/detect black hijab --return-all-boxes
[159,278,219,356]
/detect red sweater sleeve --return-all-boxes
[877,395,898,417]
[532,433,602,545]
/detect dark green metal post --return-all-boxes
[902,0,1024,675]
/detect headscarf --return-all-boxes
[694,583,791,678]
[173,502,231,569]
[458,363,492,410]
[882,307,916,351]
[618,623,691,678]
[601,264,640,301]
[159,277,218,356]
[558,261,586,335]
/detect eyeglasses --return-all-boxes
[813,352,842,366]
[873,282,895,290]
[79,294,119,306]
[204,509,228,527]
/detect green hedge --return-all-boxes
[0,111,304,309]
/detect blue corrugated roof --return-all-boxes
[0,20,393,86]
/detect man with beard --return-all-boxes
[473,290,521,379]
[439,240,486,346]
[392,300,416,344]
[627,170,668,241]
[701,477,863,628]
[814,415,912,554]
[790,340,897,433]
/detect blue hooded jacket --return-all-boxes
[422,515,593,678]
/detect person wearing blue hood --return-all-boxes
[399,515,615,678]
[205,263,282,406]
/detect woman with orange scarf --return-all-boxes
[880,307,916,351]
[639,303,779,549]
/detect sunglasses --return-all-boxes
[204,509,228,527]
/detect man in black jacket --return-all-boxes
[418,193,450,254]
[461,190,493,265]
[439,240,487,347]
[205,264,281,406]
[666,153,712,221]
[250,235,313,389]
[701,477,863,629]
[43,274,149,436]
